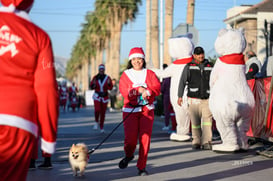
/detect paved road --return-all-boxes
[27,106,273,181]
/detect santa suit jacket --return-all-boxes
[119,68,161,112]
[90,74,113,103]
[0,10,59,154]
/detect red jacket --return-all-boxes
[90,74,113,103]
[119,69,161,112]
[0,11,59,154]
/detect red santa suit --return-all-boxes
[69,83,78,98]
[59,83,68,111]
[0,1,59,181]
[90,64,113,131]
[119,68,161,170]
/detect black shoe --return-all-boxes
[202,143,212,150]
[118,156,134,169]
[29,159,36,171]
[38,158,53,170]
[192,144,201,150]
[38,162,53,170]
[138,168,149,176]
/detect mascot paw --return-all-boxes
[212,143,240,153]
[170,133,191,142]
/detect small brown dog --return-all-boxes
[69,143,89,176]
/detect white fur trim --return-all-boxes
[122,104,155,112]
[129,53,145,60]
[0,114,38,137]
[0,5,31,21]
[41,138,56,154]
[125,69,147,87]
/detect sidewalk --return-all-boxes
[27,106,273,181]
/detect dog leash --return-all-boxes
[88,100,147,155]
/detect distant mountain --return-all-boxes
[54,56,68,77]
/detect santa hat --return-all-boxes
[98,64,105,70]
[0,0,34,11]
[128,47,145,60]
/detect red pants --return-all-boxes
[123,107,154,170]
[0,126,35,181]
[94,100,108,129]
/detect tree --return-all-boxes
[164,0,173,65]
[95,0,142,80]
[151,0,159,68]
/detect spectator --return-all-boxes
[244,50,262,80]
[118,47,161,176]
[108,78,118,112]
[178,46,213,150]
[0,1,59,180]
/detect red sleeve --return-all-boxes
[146,70,161,99]
[34,34,59,154]
[119,72,139,105]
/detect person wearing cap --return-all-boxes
[177,46,214,150]
[90,64,113,133]
[0,1,59,180]
[118,47,161,176]
[244,50,262,80]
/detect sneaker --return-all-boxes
[162,126,169,131]
[37,162,53,170]
[202,143,212,150]
[170,133,191,142]
[100,129,105,133]
[138,168,149,176]
[118,156,134,169]
[93,123,98,130]
[192,144,201,150]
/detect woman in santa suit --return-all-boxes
[118,47,161,176]
[90,64,113,133]
[0,0,59,180]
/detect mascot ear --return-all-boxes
[218,28,227,37]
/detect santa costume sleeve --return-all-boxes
[34,34,59,154]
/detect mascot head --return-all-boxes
[214,27,246,56]
[168,33,194,59]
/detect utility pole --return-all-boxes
[269,22,273,56]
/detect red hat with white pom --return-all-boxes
[128,47,145,61]
[0,0,34,11]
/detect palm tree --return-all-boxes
[151,0,159,68]
[164,0,173,65]
[95,0,142,80]
[146,0,151,66]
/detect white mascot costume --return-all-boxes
[152,33,194,141]
[209,28,255,152]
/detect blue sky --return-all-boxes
[26,0,262,62]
